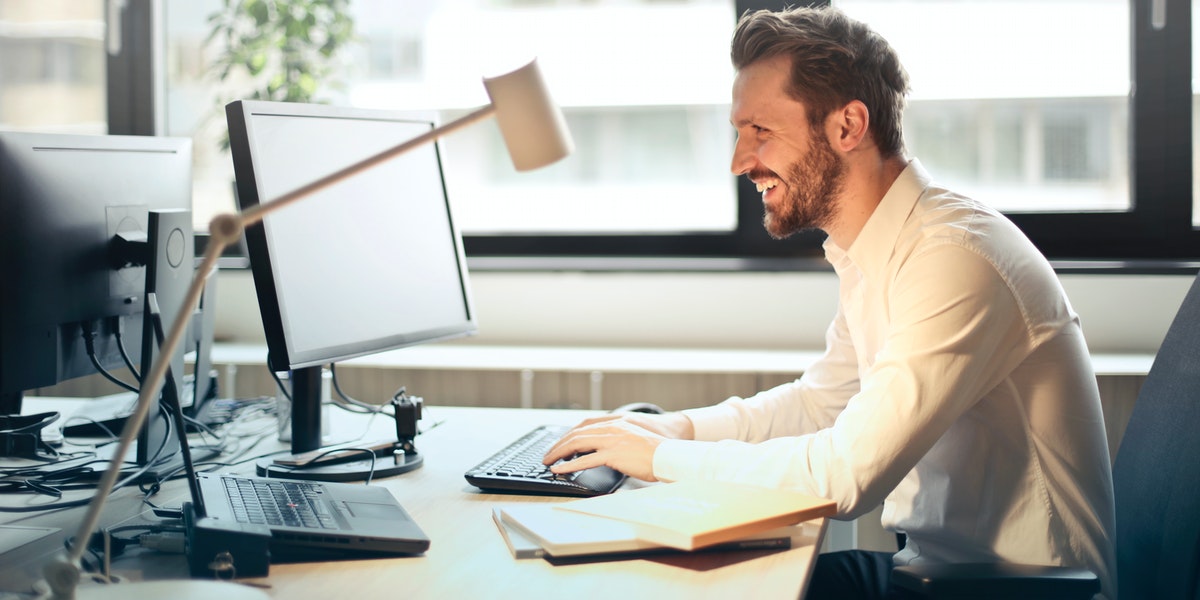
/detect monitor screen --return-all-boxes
[0,131,193,415]
[226,100,477,458]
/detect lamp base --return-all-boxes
[36,574,268,600]
[255,450,422,482]
[38,551,269,600]
[72,579,269,600]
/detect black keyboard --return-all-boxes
[223,477,337,529]
[464,424,626,497]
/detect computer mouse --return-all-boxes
[611,402,665,415]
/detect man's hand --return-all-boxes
[542,412,694,482]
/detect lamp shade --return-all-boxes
[483,58,575,172]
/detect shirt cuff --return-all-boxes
[653,401,745,482]
[681,402,742,441]
[653,439,711,482]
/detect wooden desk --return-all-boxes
[2,402,826,599]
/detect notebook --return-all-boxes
[494,504,794,559]
[556,479,836,551]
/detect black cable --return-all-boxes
[416,407,446,435]
[172,399,281,471]
[328,369,445,436]
[0,488,110,513]
[0,406,179,513]
[2,367,226,513]
[329,363,388,414]
[139,404,178,472]
[194,429,278,468]
[182,413,226,446]
[86,351,139,394]
[113,317,142,384]
[1,455,103,481]
[81,320,140,394]
[20,478,63,499]
[63,524,182,574]
[60,415,120,440]
[0,450,97,478]
[268,363,292,403]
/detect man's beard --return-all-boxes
[761,135,846,240]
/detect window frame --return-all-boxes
[121,0,1200,271]
[107,0,163,136]
[471,0,1200,266]
[1003,0,1196,263]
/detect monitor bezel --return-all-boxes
[226,100,479,374]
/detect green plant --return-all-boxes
[206,0,358,111]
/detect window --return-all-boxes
[840,0,1131,215]
[164,0,741,249]
[145,1,1200,265]
[0,1,106,134]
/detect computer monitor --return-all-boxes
[0,131,196,474]
[226,100,478,481]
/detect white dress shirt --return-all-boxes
[653,160,1116,598]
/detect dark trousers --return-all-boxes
[806,550,911,600]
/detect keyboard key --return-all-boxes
[223,476,334,529]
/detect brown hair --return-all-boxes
[731,6,910,157]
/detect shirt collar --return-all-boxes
[823,159,932,280]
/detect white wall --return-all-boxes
[213,269,1193,355]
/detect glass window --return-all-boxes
[835,0,1131,215]
[165,0,738,236]
[0,1,106,133]
[151,0,1198,263]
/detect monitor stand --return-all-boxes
[254,449,423,482]
[121,296,219,483]
[133,210,193,481]
[254,365,423,482]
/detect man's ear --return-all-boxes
[830,100,870,152]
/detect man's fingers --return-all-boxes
[549,452,604,474]
[544,424,632,468]
[543,420,619,463]
[543,431,586,464]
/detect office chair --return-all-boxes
[890,271,1200,600]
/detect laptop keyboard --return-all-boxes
[223,476,337,529]
[464,424,626,497]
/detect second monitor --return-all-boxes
[226,100,478,481]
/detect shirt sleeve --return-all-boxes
[653,243,1036,518]
[684,305,861,443]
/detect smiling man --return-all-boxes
[544,6,1116,599]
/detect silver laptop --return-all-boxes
[145,340,428,561]
[193,470,429,559]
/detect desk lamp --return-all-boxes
[39,58,573,600]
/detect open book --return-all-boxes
[494,505,795,559]
[555,480,836,551]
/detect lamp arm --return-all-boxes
[43,243,223,600]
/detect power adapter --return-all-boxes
[183,502,271,579]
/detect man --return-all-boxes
[544,6,1116,599]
